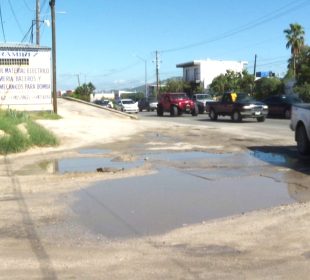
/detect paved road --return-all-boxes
[137,110,293,141]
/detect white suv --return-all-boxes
[116,99,138,113]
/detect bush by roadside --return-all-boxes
[0,110,59,154]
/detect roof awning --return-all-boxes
[176,61,201,68]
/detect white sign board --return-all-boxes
[0,46,52,111]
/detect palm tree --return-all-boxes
[284,23,305,76]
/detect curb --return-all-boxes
[61,96,138,120]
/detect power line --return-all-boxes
[161,0,310,53]
[7,0,24,35]
[22,0,33,12]
[0,3,6,42]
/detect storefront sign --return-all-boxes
[0,45,52,111]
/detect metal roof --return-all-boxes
[0,43,50,51]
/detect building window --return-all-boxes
[194,67,200,81]
[185,69,190,81]
[0,58,29,65]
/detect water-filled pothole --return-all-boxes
[71,167,298,239]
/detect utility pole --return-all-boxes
[76,74,81,87]
[36,0,40,45]
[253,54,257,78]
[252,54,257,94]
[155,50,160,97]
[50,0,57,113]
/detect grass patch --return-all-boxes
[0,110,59,155]
[27,111,61,120]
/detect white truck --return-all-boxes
[290,104,310,155]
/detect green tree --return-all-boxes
[284,23,305,76]
[209,74,227,96]
[254,77,283,100]
[73,82,96,102]
[209,70,254,96]
[161,79,189,93]
[295,45,310,84]
[121,92,144,101]
[294,45,310,101]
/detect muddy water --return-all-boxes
[69,150,307,239]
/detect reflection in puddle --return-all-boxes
[71,167,299,239]
[49,157,143,174]
[17,157,143,175]
[251,150,294,166]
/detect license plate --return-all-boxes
[255,111,261,115]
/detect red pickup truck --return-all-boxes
[205,92,268,122]
[157,92,198,117]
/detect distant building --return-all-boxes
[114,90,137,100]
[176,59,248,90]
[91,91,115,102]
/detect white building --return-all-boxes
[91,91,115,102]
[176,59,248,90]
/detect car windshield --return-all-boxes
[170,93,187,100]
[102,101,109,105]
[196,94,211,100]
[235,93,256,102]
[122,100,134,105]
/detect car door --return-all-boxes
[221,94,234,114]
[162,94,170,111]
[265,96,277,116]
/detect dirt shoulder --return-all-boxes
[0,99,310,279]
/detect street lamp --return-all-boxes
[134,55,148,98]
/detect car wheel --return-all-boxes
[198,105,204,114]
[209,109,218,121]
[284,109,291,119]
[296,124,310,155]
[170,106,178,117]
[257,116,265,122]
[157,105,163,116]
[191,104,199,116]
[232,111,242,122]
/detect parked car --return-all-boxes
[290,103,310,155]
[206,92,268,122]
[263,94,303,119]
[148,98,158,111]
[138,98,150,111]
[157,92,198,117]
[115,99,138,113]
[192,93,214,114]
[138,97,158,112]
[93,99,113,108]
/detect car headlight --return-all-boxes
[243,105,254,109]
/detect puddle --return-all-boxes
[249,147,310,173]
[17,157,143,175]
[50,157,143,174]
[78,148,110,155]
[146,151,229,161]
[251,150,298,167]
[71,167,301,239]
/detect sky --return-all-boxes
[0,0,310,91]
